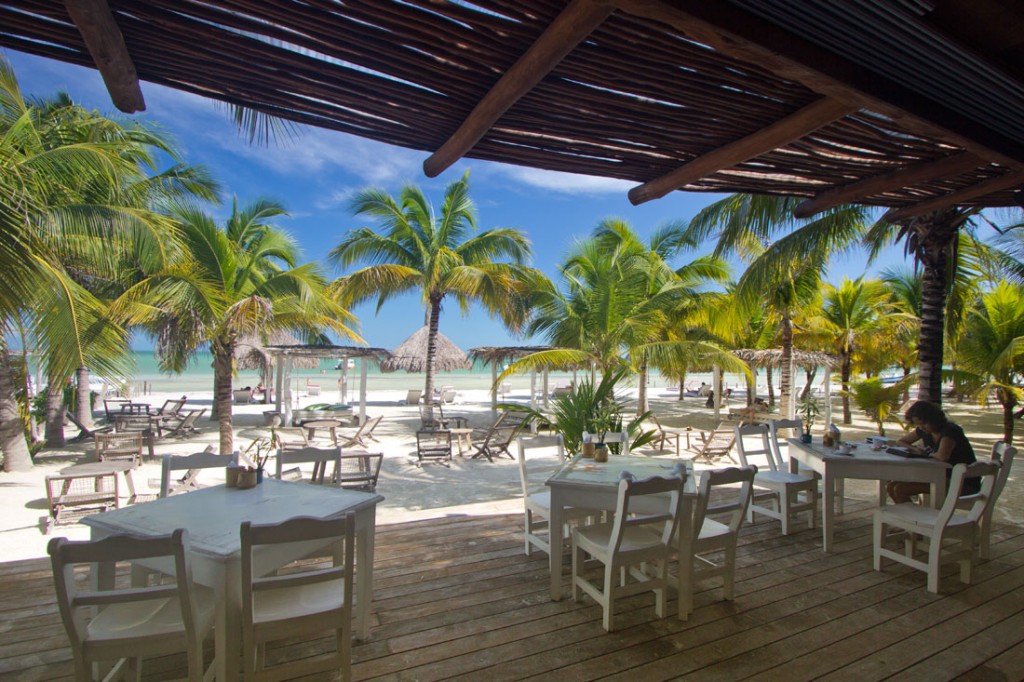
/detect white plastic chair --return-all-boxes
[735,423,817,535]
[159,449,225,497]
[48,529,215,681]
[516,435,595,557]
[873,461,1000,593]
[674,466,756,602]
[275,446,341,485]
[241,514,355,681]
[571,473,685,632]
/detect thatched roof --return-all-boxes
[235,332,318,370]
[732,348,840,370]
[468,346,555,366]
[261,344,391,364]
[3,2,1022,216]
[382,327,471,373]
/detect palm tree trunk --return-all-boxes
[44,380,65,447]
[766,366,775,406]
[637,361,648,415]
[75,366,94,430]
[911,209,964,406]
[780,315,794,420]
[423,296,442,423]
[212,339,234,454]
[0,349,33,471]
[1001,393,1015,445]
[841,353,852,424]
[800,367,818,400]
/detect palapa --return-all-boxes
[382,327,471,373]
[235,332,319,371]
[731,348,839,370]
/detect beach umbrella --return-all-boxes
[381,326,471,373]
[731,348,840,422]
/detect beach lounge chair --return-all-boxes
[233,388,253,404]
[416,430,452,468]
[159,408,206,439]
[691,425,736,465]
[650,414,689,455]
[306,380,321,397]
[401,389,423,405]
[471,423,519,462]
[153,396,187,420]
[338,415,383,449]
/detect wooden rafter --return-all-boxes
[886,170,1024,222]
[793,152,985,218]
[63,0,144,113]
[422,0,614,178]
[613,0,1024,169]
[628,97,856,205]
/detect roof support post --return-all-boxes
[62,0,145,112]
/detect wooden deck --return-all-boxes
[4,497,1024,681]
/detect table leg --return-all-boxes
[822,471,835,552]
[123,469,138,504]
[214,562,240,681]
[355,506,376,639]
[548,495,564,601]
[931,477,946,508]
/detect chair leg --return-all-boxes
[960,535,976,586]
[873,517,883,571]
[652,561,666,618]
[780,491,791,535]
[927,539,942,594]
[338,624,352,682]
[602,563,616,632]
[571,542,582,603]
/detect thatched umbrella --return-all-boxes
[469,345,555,413]
[732,348,840,422]
[235,331,318,403]
[381,326,471,373]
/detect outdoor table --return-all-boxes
[59,460,141,504]
[545,455,698,617]
[787,438,950,552]
[82,479,383,680]
[449,427,474,455]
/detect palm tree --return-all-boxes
[818,277,893,424]
[330,173,540,417]
[143,198,355,454]
[956,282,1024,444]
[683,195,873,419]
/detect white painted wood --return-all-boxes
[735,423,817,535]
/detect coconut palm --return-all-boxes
[330,172,540,417]
[683,195,873,419]
[141,198,356,454]
[955,282,1024,444]
[818,277,893,424]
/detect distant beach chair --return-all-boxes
[306,380,321,397]
[338,415,382,449]
[438,386,457,403]
[233,388,253,404]
[552,385,573,398]
[401,389,422,405]
[159,408,206,438]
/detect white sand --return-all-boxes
[3,384,1020,562]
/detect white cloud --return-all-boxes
[480,164,634,195]
[314,186,358,210]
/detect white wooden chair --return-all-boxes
[583,430,630,456]
[160,449,226,497]
[735,423,817,535]
[571,473,686,632]
[769,417,842,511]
[516,435,595,557]
[48,529,215,681]
[673,466,756,602]
[874,460,1000,593]
[275,447,341,485]
[962,442,1016,560]
[240,514,355,682]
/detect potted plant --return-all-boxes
[798,395,819,443]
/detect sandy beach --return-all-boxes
[3,382,1021,563]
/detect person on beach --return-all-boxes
[886,400,979,503]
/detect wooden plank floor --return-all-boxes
[3,499,1024,681]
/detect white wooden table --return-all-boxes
[546,455,698,617]
[787,439,950,552]
[82,479,383,680]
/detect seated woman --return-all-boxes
[886,400,979,503]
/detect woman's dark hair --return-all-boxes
[904,401,948,430]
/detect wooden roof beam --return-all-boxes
[614,0,1024,169]
[793,152,985,218]
[885,170,1024,222]
[423,0,614,178]
[62,0,144,113]
[628,97,856,205]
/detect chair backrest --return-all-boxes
[103,398,131,421]
[441,387,457,403]
[95,431,143,464]
[416,429,452,457]
[938,461,1000,527]
[155,397,187,417]
[694,466,757,535]
[734,423,777,472]
[167,408,206,435]
[516,434,565,498]
[339,417,372,445]
[768,418,803,469]
[608,474,685,555]
[337,451,384,490]
[405,389,422,404]
[233,388,252,403]
[990,441,1017,506]
[583,430,630,456]
[48,529,203,663]
[275,447,342,485]
[276,426,311,449]
[160,451,226,497]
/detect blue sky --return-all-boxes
[7,48,910,351]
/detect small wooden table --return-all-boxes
[546,455,698,617]
[787,439,950,552]
[83,479,383,681]
[449,427,474,455]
